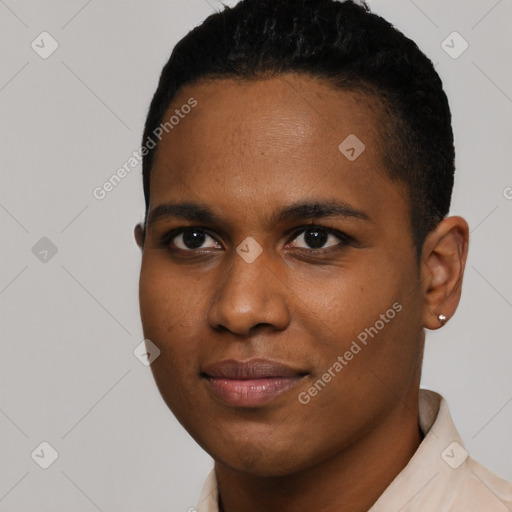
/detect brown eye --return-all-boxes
[290,227,349,250]
[171,229,220,250]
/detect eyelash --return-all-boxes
[158,225,354,255]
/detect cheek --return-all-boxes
[296,260,402,342]
[138,259,201,375]
[140,256,189,333]
[139,263,206,420]
[295,256,421,389]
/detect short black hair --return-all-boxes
[141,0,455,257]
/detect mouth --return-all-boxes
[201,358,309,408]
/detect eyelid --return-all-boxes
[285,225,353,247]
[159,223,355,255]
[159,226,220,250]
[160,224,354,252]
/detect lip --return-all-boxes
[202,358,308,407]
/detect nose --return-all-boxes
[207,248,291,337]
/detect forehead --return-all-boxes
[155,74,384,166]
[149,75,407,227]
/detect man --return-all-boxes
[134,0,512,510]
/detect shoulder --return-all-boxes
[434,454,512,512]
[454,456,512,511]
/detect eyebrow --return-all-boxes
[146,199,370,228]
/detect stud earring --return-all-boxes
[438,314,448,326]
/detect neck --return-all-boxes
[215,390,422,512]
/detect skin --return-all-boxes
[134,74,469,512]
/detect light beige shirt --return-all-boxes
[195,389,512,511]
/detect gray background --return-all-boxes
[0,0,511,510]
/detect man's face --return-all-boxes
[136,75,425,476]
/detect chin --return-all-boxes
[202,429,313,478]
[216,450,304,478]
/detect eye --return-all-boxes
[159,225,353,254]
[288,226,350,251]
[165,228,221,251]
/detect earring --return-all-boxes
[438,314,448,326]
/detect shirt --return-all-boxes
[195,389,512,511]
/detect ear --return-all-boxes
[420,216,469,329]
[134,222,145,250]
